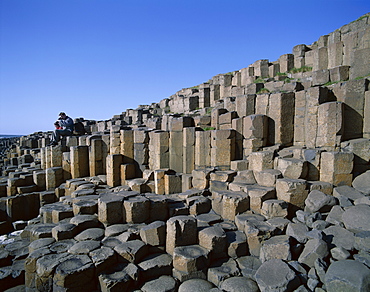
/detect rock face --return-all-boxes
[1,12,370,292]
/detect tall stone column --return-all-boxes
[70,146,89,179]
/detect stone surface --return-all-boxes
[325,260,370,292]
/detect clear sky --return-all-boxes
[0,0,369,135]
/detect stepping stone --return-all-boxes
[141,275,177,292]
[173,245,209,274]
[220,276,259,292]
[178,278,214,292]
[89,246,117,275]
[255,259,300,292]
[138,253,173,281]
[68,240,101,254]
[74,228,105,241]
[49,239,76,254]
[114,240,148,264]
[53,254,95,290]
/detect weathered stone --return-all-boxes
[325,260,370,292]
[207,258,240,287]
[166,216,197,255]
[304,190,337,213]
[68,240,101,254]
[352,170,370,195]
[221,276,259,292]
[342,204,370,232]
[198,226,227,260]
[138,253,173,281]
[114,239,148,263]
[226,231,248,259]
[298,238,329,268]
[140,221,166,246]
[178,278,214,292]
[255,259,300,292]
[173,245,209,274]
[53,254,95,290]
[74,228,105,242]
[261,199,288,219]
[260,235,292,262]
[323,225,355,250]
[141,275,177,292]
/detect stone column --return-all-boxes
[183,128,196,174]
[268,92,295,146]
[211,130,236,171]
[149,131,169,170]
[133,129,149,177]
[106,154,123,187]
[316,101,343,150]
[89,138,104,176]
[195,131,211,169]
[70,146,89,179]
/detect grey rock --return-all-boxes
[255,259,300,292]
[69,214,101,231]
[354,231,370,252]
[330,246,351,260]
[312,220,330,230]
[342,204,370,232]
[89,246,117,275]
[114,239,148,264]
[260,235,292,262]
[314,258,328,284]
[236,256,262,280]
[354,251,370,268]
[323,225,355,250]
[68,240,101,254]
[286,222,309,243]
[226,230,248,258]
[352,170,370,195]
[28,238,55,253]
[98,269,133,292]
[333,185,365,201]
[52,223,78,240]
[178,279,214,292]
[53,254,95,290]
[325,205,344,226]
[325,260,370,292]
[354,196,370,206]
[304,190,337,213]
[207,258,240,287]
[141,275,177,292]
[220,276,259,292]
[74,227,105,241]
[138,253,173,280]
[298,239,329,268]
[49,239,76,253]
[104,224,130,237]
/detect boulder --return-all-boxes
[325,260,370,292]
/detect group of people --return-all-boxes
[48,112,85,146]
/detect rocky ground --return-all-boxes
[0,169,370,291]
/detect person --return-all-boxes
[54,121,62,130]
[48,112,74,146]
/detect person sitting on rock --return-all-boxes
[48,112,74,146]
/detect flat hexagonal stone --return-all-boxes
[28,238,55,253]
[221,276,259,292]
[74,228,105,241]
[141,275,177,292]
[179,278,214,292]
[54,254,95,289]
[255,259,300,292]
[49,239,77,253]
[68,240,101,254]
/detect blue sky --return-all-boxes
[0,0,369,135]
